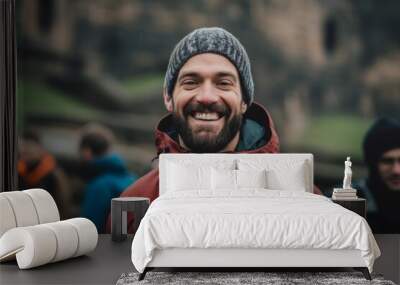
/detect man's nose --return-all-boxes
[195,82,219,105]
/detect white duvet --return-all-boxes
[131,190,380,273]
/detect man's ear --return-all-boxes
[163,89,173,112]
[241,101,247,114]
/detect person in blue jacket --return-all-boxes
[79,123,137,233]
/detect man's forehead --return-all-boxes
[178,53,239,78]
[382,148,400,158]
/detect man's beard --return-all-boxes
[173,102,243,153]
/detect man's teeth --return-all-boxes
[193,112,219,120]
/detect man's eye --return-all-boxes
[380,157,400,165]
[218,80,233,88]
[182,80,197,88]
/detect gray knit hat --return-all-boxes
[164,27,254,105]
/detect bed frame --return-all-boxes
[138,154,372,281]
[139,249,371,280]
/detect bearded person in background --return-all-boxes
[355,118,400,233]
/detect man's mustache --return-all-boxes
[183,102,230,117]
[388,174,400,180]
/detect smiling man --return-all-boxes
[166,53,247,153]
[157,27,279,156]
[105,27,281,232]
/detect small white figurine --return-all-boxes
[343,157,353,189]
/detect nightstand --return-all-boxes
[111,197,150,242]
[331,198,366,218]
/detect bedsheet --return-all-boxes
[131,190,380,273]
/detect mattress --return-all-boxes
[131,190,380,273]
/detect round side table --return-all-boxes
[111,197,149,242]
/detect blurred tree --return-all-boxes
[353,0,400,66]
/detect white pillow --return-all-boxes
[237,169,267,189]
[166,159,236,192]
[211,168,236,190]
[266,168,306,191]
[167,162,211,191]
[211,169,268,190]
[238,159,307,191]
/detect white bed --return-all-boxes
[131,154,380,280]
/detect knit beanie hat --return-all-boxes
[363,117,400,166]
[164,27,254,106]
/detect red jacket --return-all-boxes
[106,102,319,232]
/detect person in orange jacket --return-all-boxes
[18,129,70,218]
